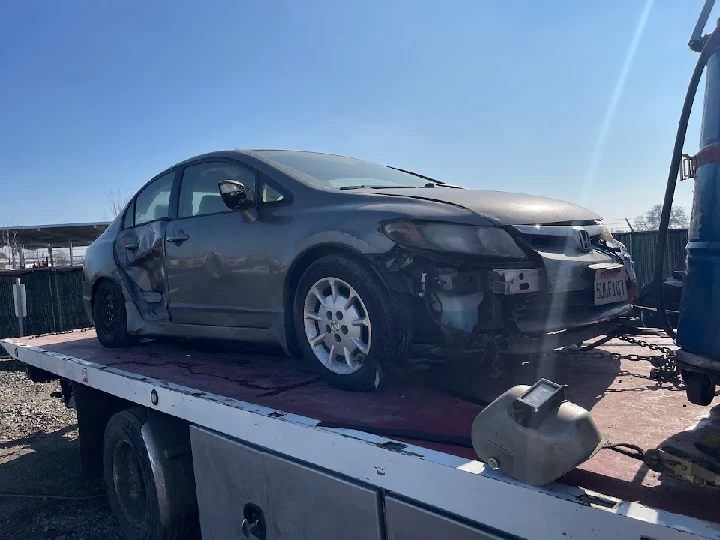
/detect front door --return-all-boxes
[114,170,176,321]
[164,160,273,328]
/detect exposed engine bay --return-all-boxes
[380,222,636,356]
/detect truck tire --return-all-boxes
[682,370,716,406]
[637,292,661,329]
[104,408,188,540]
[94,280,134,348]
[294,254,412,391]
[25,365,56,383]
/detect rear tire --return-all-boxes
[94,280,134,348]
[25,365,56,383]
[293,254,412,391]
[104,408,191,540]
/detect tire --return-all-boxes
[638,292,679,329]
[25,365,56,383]
[682,370,716,406]
[293,254,412,391]
[104,408,188,540]
[638,293,661,329]
[94,280,134,348]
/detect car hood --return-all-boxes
[370,188,601,225]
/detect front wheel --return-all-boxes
[293,254,412,391]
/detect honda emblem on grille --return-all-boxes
[574,228,592,252]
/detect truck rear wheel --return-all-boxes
[682,370,716,406]
[104,408,187,540]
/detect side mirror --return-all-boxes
[219,180,255,211]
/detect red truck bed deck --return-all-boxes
[7,330,720,526]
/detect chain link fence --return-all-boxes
[0,267,89,339]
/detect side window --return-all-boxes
[122,200,135,229]
[134,172,174,226]
[178,161,257,218]
[261,183,286,204]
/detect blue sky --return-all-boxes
[0,0,708,229]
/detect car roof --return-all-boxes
[170,149,347,170]
[141,149,354,194]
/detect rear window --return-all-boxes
[134,172,174,225]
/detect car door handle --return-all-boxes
[124,242,139,250]
[166,231,189,243]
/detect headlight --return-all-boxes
[382,221,527,259]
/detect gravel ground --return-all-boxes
[0,356,123,540]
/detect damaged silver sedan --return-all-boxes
[83,150,636,390]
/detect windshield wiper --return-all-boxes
[339,185,420,190]
[386,166,464,189]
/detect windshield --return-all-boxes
[254,150,435,189]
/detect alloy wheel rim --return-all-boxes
[303,277,371,375]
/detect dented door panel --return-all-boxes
[114,220,171,320]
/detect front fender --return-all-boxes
[289,229,394,260]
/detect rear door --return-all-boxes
[164,159,275,327]
[114,170,177,321]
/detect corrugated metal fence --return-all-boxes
[0,267,89,339]
[614,229,688,290]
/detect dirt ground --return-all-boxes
[0,356,123,540]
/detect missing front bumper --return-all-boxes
[506,321,624,355]
[492,268,546,295]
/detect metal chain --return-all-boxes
[555,327,680,382]
[614,333,679,382]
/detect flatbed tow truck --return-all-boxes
[9,3,720,539]
[2,328,719,540]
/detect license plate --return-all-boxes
[594,268,628,306]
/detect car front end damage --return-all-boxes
[379,222,636,356]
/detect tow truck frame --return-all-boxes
[3,331,719,540]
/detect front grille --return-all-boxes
[511,224,604,254]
